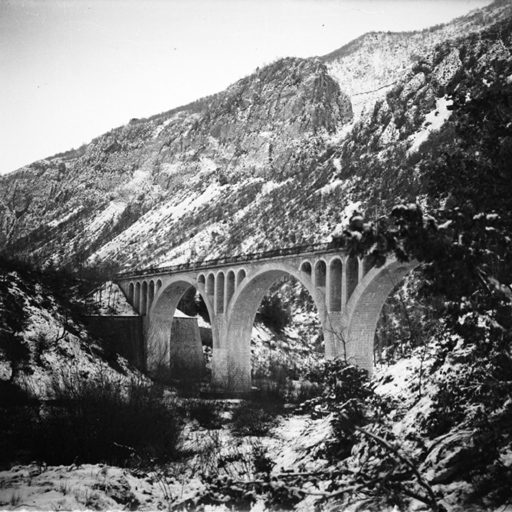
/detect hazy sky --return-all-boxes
[0,0,493,175]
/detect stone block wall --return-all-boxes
[85,316,145,369]
[170,317,206,381]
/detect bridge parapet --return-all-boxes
[116,241,344,280]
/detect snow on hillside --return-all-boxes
[87,201,127,234]
[324,1,512,121]
[89,281,136,315]
[407,96,453,154]
[0,268,138,398]
[0,463,196,511]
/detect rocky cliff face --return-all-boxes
[0,1,511,272]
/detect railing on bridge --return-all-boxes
[116,238,346,279]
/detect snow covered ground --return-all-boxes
[0,413,329,512]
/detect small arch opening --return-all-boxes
[206,273,215,296]
[148,280,155,311]
[236,269,246,287]
[347,256,359,300]
[216,272,225,314]
[363,255,374,276]
[329,258,342,311]
[315,260,327,288]
[226,270,236,307]
[135,282,141,314]
[300,261,312,276]
[141,281,148,315]
[177,286,211,324]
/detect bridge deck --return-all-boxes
[116,239,346,279]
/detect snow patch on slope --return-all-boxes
[407,96,453,155]
[317,179,344,196]
[340,200,362,225]
[87,202,127,233]
[152,116,175,138]
[47,207,81,228]
[121,169,151,193]
[90,182,223,264]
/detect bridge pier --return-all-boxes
[323,310,345,360]
[146,310,171,374]
[210,314,230,391]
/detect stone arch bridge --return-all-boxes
[116,243,417,393]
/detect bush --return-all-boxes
[32,371,184,467]
[0,404,39,469]
[230,400,278,437]
[256,295,291,333]
[298,359,374,458]
[187,399,223,429]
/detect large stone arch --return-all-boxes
[221,262,328,392]
[147,276,215,377]
[343,258,420,373]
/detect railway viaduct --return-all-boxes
[116,243,417,393]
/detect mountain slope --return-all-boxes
[0,260,137,397]
[322,0,512,119]
[0,1,511,273]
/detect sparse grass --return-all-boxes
[58,480,70,495]
[32,370,185,467]
[191,429,224,476]
[9,491,22,507]
[252,358,323,405]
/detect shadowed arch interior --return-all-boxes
[148,281,155,311]
[216,272,225,313]
[206,273,215,295]
[146,278,214,378]
[236,269,246,287]
[135,282,141,313]
[315,260,326,287]
[225,266,327,390]
[301,261,312,276]
[346,256,359,300]
[141,281,148,315]
[226,271,235,306]
[344,259,419,372]
[329,258,342,311]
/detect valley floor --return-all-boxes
[0,413,327,511]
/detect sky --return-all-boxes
[0,0,493,175]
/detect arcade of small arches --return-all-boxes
[118,251,417,393]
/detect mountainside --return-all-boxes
[0,1,511,274]
[323,0,512,118]
[0,259,138,398]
